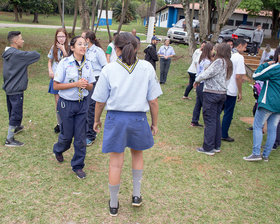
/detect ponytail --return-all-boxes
[115,33,137,65]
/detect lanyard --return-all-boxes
[74,55,86,101]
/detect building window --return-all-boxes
[263,23,269,29]
[235,20,243,26]
[166,13,168,21]
[226,19,234,26]
[255,22,261,27]
[246,21,253,26]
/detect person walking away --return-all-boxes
[92,32,162,216]
[48,28,69,134]
[84,31,107,146]
[144,36,159,70]
[183,41,206,100]
[53,36,95,179]
[243,59,280,162]
[249,25,264,56]
[2,31,40,147]
[190,43,214,127]
[221,39,247,142]
[157,38,175,84]
[106,33,118,63]
[194,43,233,155]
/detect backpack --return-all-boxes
[253,82,262,100]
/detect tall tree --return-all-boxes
[212,0,242,42]
[71,0,79,37]
[146,0,156,43]
[182,0,196,55]
[95,0,104,33]
[10,0,22,22]
[57,0,65,28]
[91,0,97,31]
[198,0,209,41]
[105,0,112,42]
[78,0,90,31]
[117,0,131,33]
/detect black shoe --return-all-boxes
[5,137,24,147]
[54,153,64,163]
[132,196,143,207]
[190,122,203,127]
[14,125,24,135]
[109,200,119,217]
[221,137,235,142]
[74,169,86,179]
[54,124,60,134]
[247,126,253,131]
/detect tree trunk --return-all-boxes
[271,9,280,39]
[78,0,90,31]
[13,5,19,22]
[182,0,196,55]
[105,0,112,42]
[198,0,209,41]
[91,0,97,31]
[57,0,63,24]
[95,0,104,33]
[33,12,39,23]
[212,0,242,42]
[71,0,79,37]
[117,0,130,33]
[146,0,156,42]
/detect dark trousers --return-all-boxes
[221,95,237,138]
[192,83,204,124]
[6,93,24,127]
[160,58,171,83]
[184,72,196,97]
[86,77,99,141]
[53,97,88,171]
[250,41,260,55]
[202,92,226,151]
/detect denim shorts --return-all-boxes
[48,78,59,94]
[102,110,154,153]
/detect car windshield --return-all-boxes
[174,19,199,28]
[235,28,254,36]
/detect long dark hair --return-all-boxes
[114,32,137,65]
[199,43,214,64]
[273,46,280,63]
[215,43,233,80]
[85,31,103,49]
[53,28,69,62]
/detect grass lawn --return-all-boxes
[0,11,168,36]
[0,27,280,223]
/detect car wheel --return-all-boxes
[217,37,223,43]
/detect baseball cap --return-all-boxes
[151,36,160,41]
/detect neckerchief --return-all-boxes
[74,55,86,101]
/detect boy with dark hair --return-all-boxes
[144,36,159,70]
[2,31,40,146]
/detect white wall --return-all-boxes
[156,8,168,28]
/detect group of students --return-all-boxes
[183,37,280,161]
[2,28,280,216]
[2,30,162,217]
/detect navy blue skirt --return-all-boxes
[48,78,59,94]
[102,111,154,153]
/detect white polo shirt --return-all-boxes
[227,52,246,96]
[92,58,163,112]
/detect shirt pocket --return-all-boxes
[65,67,78,83]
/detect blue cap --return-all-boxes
[151,36,160,41]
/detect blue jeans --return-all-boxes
[222,95,237,138]
[252,107,280,157]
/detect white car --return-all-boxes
[167,19,199,44]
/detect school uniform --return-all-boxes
[53,54,95,171]
[48,46,64,94]
[92,58,162,153]
[85,44,107,142]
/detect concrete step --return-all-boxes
[243,55,261,60]
[245,59,260,64]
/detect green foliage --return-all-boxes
[21,0,55,14]
[113,1,137,24]
[239,0,263,15]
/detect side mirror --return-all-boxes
[172,24,175,27]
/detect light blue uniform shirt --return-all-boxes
[54,54,95,101]
[157,45,175,57]
[85,44,107,78]
[92,58,163,112]
[48,46,63,73]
